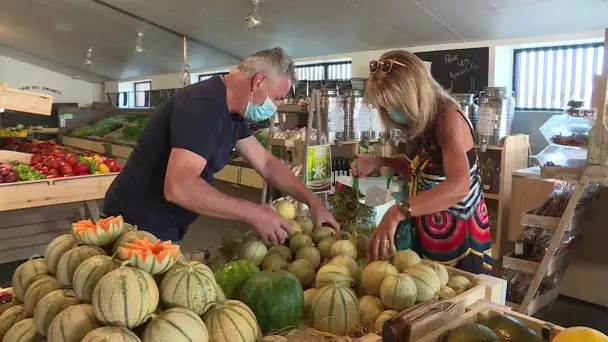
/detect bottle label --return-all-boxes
[355,106,372,131]
[477,107,496,135]
[329,107,345,133]
[515,242,524,255]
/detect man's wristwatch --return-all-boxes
[397,200,412,220]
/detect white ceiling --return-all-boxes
[0,0,607,83]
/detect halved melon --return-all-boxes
[72,216,125,246]
[117,238,180,275]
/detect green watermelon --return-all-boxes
[215,260,260,299]
[239,269,304,334]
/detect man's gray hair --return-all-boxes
[236,47,297,84]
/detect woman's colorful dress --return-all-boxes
[394,112,492,275]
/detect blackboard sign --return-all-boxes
[415,47,489,94]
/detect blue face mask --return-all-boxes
[388,108,408,125]
[244,84,277,122]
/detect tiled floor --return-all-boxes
[2,181,608,333]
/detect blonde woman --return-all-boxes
[352,50,492,275]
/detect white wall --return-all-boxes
[0,56,104,106]
[105,30,604,92]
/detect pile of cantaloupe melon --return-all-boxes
[215,199,475,338]
[0,199,476,342]
[0,216,262,342]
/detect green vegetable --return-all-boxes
[483,314,542,342]
[331,184,374,233]
[438,323,500,341]
[10,161,45,181]
[78,156,98,174]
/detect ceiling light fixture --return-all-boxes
[246,0,261,30]
[180,36,191,87]
[136,31,145,53]
[84,47,93,66]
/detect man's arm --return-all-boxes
[164,147,261,222]
[236,136,318,207]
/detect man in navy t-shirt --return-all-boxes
[104,48,338,243]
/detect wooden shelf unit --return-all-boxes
[479,134,531,259]
[507,28,608,316]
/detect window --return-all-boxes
[295,60,352,81]
[513,43,604,110]
[134,81,151,107]
[199,71,229,82]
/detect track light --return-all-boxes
[180,37,191,87]
[84,48,93,66]
[136,31,144,53]
[246,0,261,30]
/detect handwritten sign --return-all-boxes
[18,85,62,95]
[447,55,479,81]
[415,48,489,93]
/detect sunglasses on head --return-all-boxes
[369,59,406,73]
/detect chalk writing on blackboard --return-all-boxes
[444,52,459,64]
[416,47,488,93]
[443,53,479,81]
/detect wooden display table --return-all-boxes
[64,135,266,189]
[0,174,116,264]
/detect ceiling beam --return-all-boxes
[91,0,243,63]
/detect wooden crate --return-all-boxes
[0,86,52,116]
[185,247,506,342]
[419,260,506,309]
[521,211,562,230]
[184,247,506,307]
[416,300,564,342]
[0,174,116,211]
[503,252,569,277]
[64,136,265,189]
[214,165,264,189]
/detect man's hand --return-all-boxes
[309,201,340,232]
[248,205,294,245]
[237,137,341,232]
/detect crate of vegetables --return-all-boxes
[417,299,565,341]
[0,139,122,211]
[181,204,506,341]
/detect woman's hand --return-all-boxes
[350,153,378,178]
[367,205,405,261]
